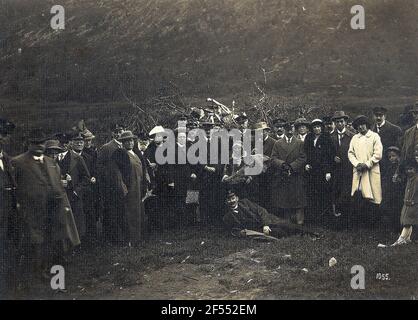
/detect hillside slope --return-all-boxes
[1,0,417,102]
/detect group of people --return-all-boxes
[1,101,418,298]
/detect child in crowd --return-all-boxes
[381,146,404,232]
[391,159,418,246]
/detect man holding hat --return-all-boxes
[12,129,80,291]
[0,118,16,298]
[331,111,355,216]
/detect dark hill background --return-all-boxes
[0,0,417,145]
[1,0,417,102]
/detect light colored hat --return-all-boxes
[149,126,165,136]
[252,122,270,130]
[82,129,95,140]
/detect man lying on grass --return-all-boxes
[223,191,319,239]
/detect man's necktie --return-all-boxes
[338,133,343,146]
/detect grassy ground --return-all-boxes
[15,222,418,300]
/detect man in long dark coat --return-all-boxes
[251,122,276,210]
[372,106,402,172]
[271,122,307,225]
[111,131,146,246]
[331,111,355,217]
[56,133,91,240]
[12,129,80,291]
[96,124,124,243]
[0,118,17,298]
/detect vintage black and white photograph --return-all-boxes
[0,0,417,303]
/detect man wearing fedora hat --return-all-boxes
[401,102,418,162]
[12,129,80,290]
[294,118,310,142]
[96,124,125,243]
[0,118,17,298]
[55,132,91,242]
[331,111,355,217]
[111,131,146,245]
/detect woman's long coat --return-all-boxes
[348,130,383,204]
[270,138,307,209]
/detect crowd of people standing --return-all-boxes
[1,101,418,297]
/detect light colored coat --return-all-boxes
[348,130,383,204]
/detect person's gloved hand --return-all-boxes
[325,173,331,181]
[305,164,312,172]
[263,226,272,235]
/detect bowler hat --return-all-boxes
[45,139,64,151]
[252,122,270,130]
[352,115,371,130]
[294,118,309,129]
[322,116,333,125]
[27,128,50,144]
[119,130,137,141]
[372,106,388,115]
[0,118,15,135]
[331,111,349,121]
[70,132,84,141]
[272,118,287,126]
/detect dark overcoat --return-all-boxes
[331,129,354,202]
[58,151,91,237]
[271,138,307,209]
[401,125,418,161]
[11,152,80,246]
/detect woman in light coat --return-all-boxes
[348,115,383,205]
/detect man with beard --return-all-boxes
[0,118,16,298]
[12,129,80,292]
